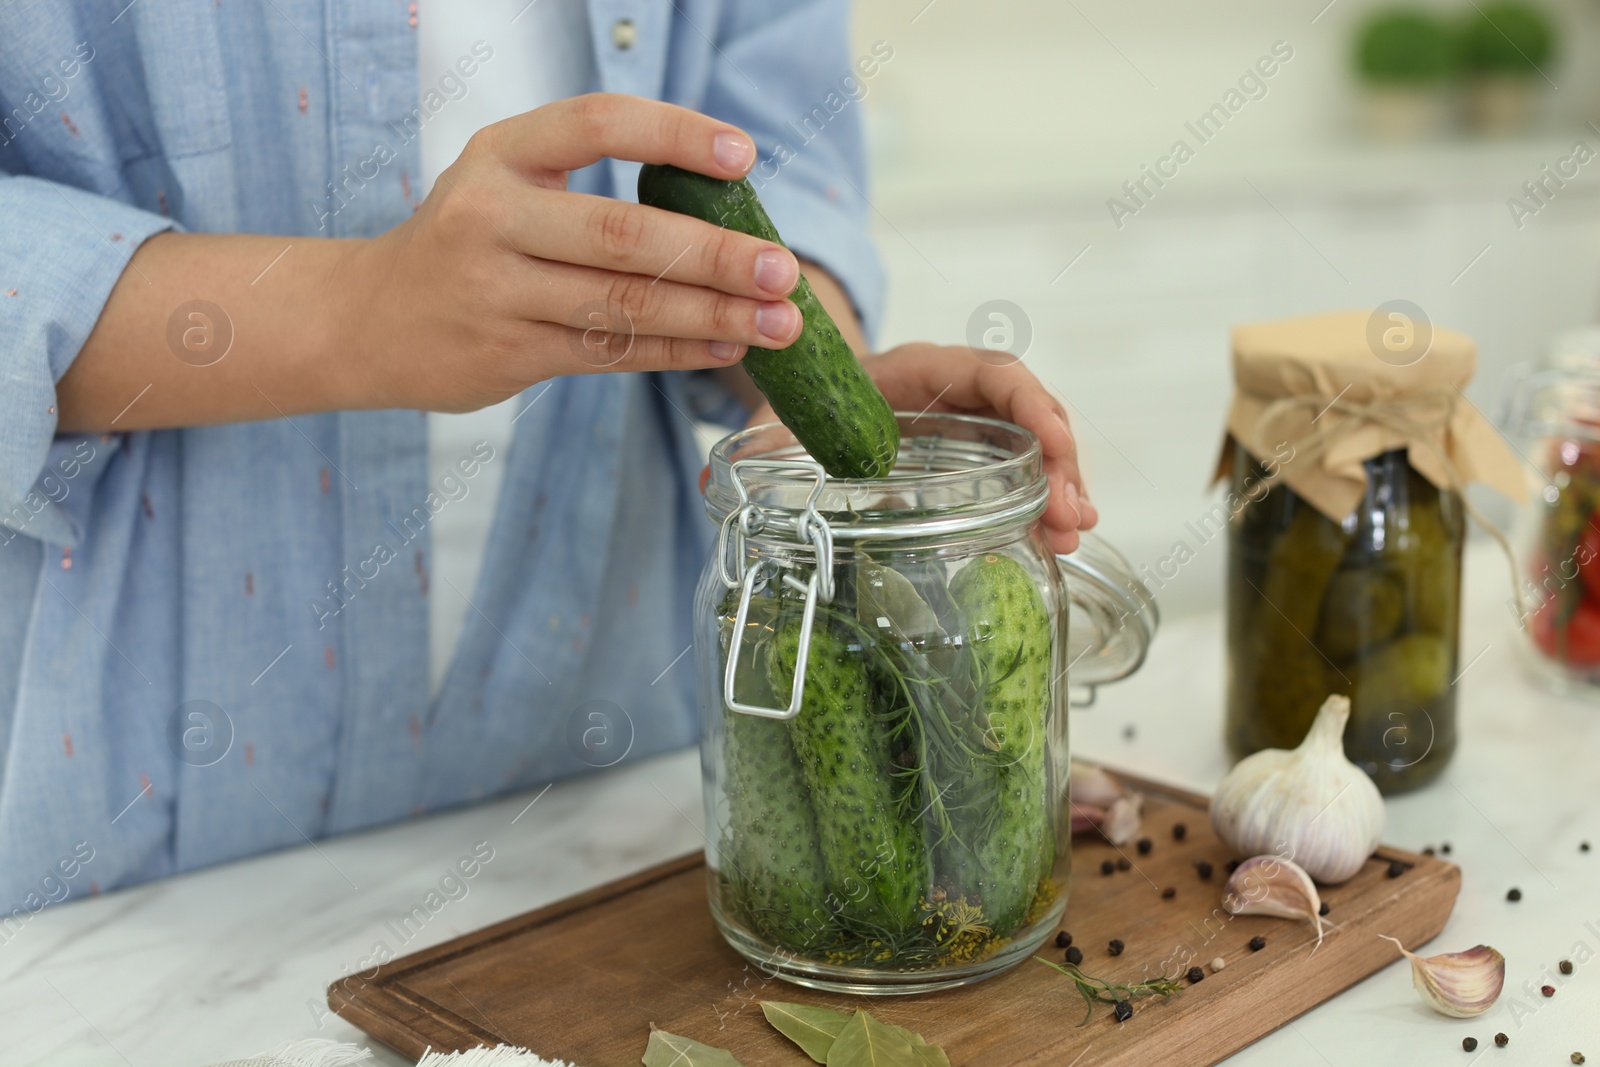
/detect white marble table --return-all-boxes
[8,543,1599,1066]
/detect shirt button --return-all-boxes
[610,17,637,50]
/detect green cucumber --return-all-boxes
[943,553,1054,935]
[717,592,832,949]
[723,709,833,949]
[637,164,899,480]
[768,618,928,935]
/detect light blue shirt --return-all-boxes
[0,0,881,913]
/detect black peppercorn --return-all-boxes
[1423,846,1435,856]
[1112,999,1133,1022]
[1136,837,1153,855]
[1319,901,1330,916]
[1507,887,1522,902]
[1173,822,1187,841]
[1560,959,1574,975]
[1108,939,1125,956]
[1055,931,1073,949]
[1226,858,1242,873]
[1542,984,1555,997]
[1161,887,1176,900]
[1101,860,1115,876]
[1387,860,1406,878]
[1066,946,1084,966]
[1249,935,1267,952]
[1117,856,1132,871]
[1196,860,1214,880]
[1495,1033,1509,1047]
[1583,841,1592,853]
[1122,724,1137,741]
[1463,1037,1478,1052]
[1185,966,1205,984]
[1441,842,1452,854]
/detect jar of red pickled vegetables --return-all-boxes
[695,413,1155,993]
[1504,333,1600,694]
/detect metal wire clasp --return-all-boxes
[719,459,835,720]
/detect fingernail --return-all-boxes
[1061,480,1082,525]
[713,132,754,173]
[754,249,798,294]
[708,340,743,362]
[755,302,799,345]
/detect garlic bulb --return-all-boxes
[1379,936,1505,1017]
[1210,695,1385,884]
[1223,855,1324,951]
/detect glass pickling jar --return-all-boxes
[694,413,1154,994]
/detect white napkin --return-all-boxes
[209,1039,575,1067]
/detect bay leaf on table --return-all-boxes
[891,1026,950,1067]
[760,1001,851,1063]
[824,1010,921,1067]
[641,1025,745,1067]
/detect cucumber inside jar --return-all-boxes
[714,550,1060,970]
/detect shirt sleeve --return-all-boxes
[0,173,173,546]
[698,0,886,345]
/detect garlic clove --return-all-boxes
[1222,855,1324,951]
[1101,795,1144,846]
[1379,935,1505,1017]
[1210,694,1386,885]
[1071,762,1125,809]
[1069,762,1144,845]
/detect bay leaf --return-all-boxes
[856,561,944,643]
[641,1026,745,1067]
[760,1000,851,1063]
[824,1010,920,1067]
[893,1027,950,1067]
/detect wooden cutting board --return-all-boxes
[329,772,1458,1066]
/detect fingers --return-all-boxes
[505,188,799,300]
[552,324,749,376]
[526,259,802,349]
[486,94,756,180]
[866,344,1097,539]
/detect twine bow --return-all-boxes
[1253,387,1520,602]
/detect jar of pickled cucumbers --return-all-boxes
[1218,312,1522,794]
[695,413,1155,993]
[1502,330,1600,694]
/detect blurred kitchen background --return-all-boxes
[839,0,1600,618]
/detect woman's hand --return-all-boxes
[63,94,801,431]
[745,344,1096,554]
[341,93,802,413]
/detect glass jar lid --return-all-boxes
[1499,329,1600,445]
[1061,532,1159,704]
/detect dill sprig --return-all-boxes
[1033,957,1186,1026]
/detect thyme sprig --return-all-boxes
[1033,957,1186,1026]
